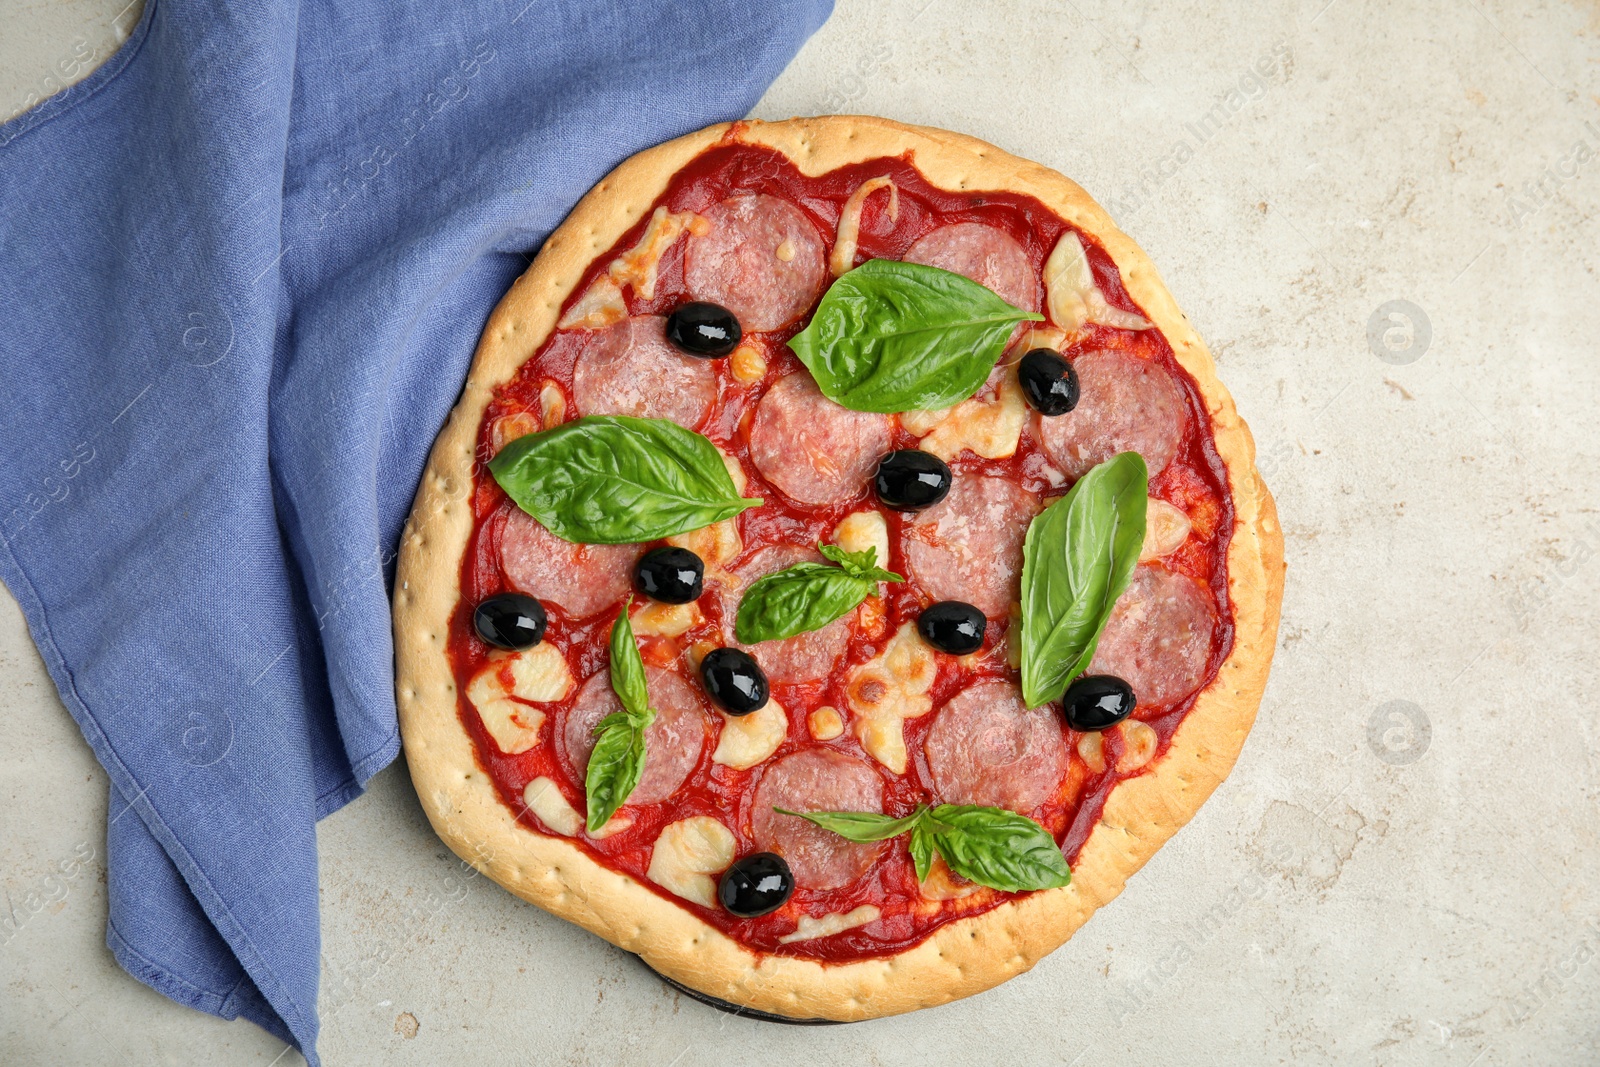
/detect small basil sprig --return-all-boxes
[1018,452,1148,708]
[585,600,655,832]
[488,415,762,544]
[734,544,902,644]
[788,259,1044,414]
[778,804,1071,892]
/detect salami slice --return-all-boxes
[684,194,827,332]
[1088,564,1218,708]
[717,545,854,684]
[749,373,891,505]
[561,668,709,806]
[900,472,1037,617]
[570,315,717,429]
[903,222,1041,313]
[499,507,639,619]
[751,748,886,890]
[923,680,1068,814]
[1035,349,1187,479]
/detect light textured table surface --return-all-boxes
[4,1,1599,1064]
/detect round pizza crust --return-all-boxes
[393,116,1285,1020]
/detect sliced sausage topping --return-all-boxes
[924,680,1069,814]
[749,373,892,506]
[561,668,709,806]
[499,508,639,619]
[1034,349,1187,478]
[900,472,1037,617]
[571,315,718,429]
[1088,564,1219,708]
[684,194,827,332]
[904,222,1041,312]
[751,748,885,890]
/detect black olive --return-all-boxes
[1018,348,1079,416]
[699,648,769,715]
[874,450,952,511]
[665,302,742,357]
[718,852,793,917]
[916,601,987,654]
[472,593,547,650]
[634,546,704,604]
[1063,675,1137,731]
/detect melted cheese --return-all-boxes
[646,817,736,908]
[588,815,632,839]
[685,639,717,675]
[778,905,881,944]
[1008,326,1070,364]
[712,700,788,770]
[466,645,574,755]
[1077,731,1106,774]
[609,206,708,300]
[808,705,844,741]
[915,367,1028,461]
[538,380,566,428]
[730,342,767,383]
[631,600,702,638]
[1118,720,1158,772]
[556,206,708,329]
[829,176,899,277]
[847,623,938,774]
[1044,231,1153,332]
[899,406,951,436]
[490,410,539,456]
[918,854,981,901]
[557,276,627,330]
[522,777,582,837]
[1141,498,1192,561]
[1076,720,1159,774]
[833,510,890,565]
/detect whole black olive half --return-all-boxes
[874,450,952,511]
[1062,674,1136,731]
[635,546,704,604]
[718,852,793,917]
[1018,348,1079,416]
[472,593,547,650]
[666,302,741,357]
[699,647,769,715]
[916,601,987,654]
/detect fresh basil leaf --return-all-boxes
[584,709,651,832]
[585,607,657,831]
[908,823,935,884]
[608,598,648,717]
[735,545,903,644]
[1018,452,1148,708]
[788,259,1044,413]
[818,543,903,583]
[488,415,762,544]
[926,805,1072,892]
[775,807,925,843]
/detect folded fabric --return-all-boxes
[0,0,830,1060]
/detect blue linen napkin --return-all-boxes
[0,0,830,1060]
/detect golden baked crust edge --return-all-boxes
[392,115,1285,1020]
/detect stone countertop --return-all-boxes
[3,1,1598,1064]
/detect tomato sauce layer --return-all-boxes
[446,139,1235,963]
